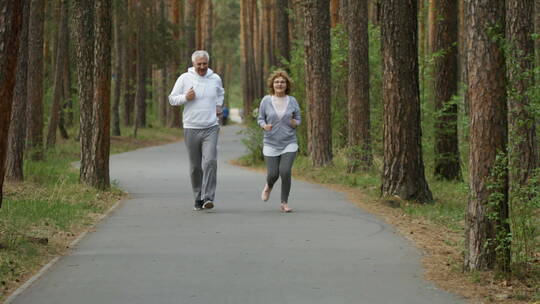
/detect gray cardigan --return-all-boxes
[257,95,301,150]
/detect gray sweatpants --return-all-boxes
[184,125,219,202]
[265,152,297,203]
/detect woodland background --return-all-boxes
[0,0,539,302]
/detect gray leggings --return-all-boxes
[265,152,297,203]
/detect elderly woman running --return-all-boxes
[257,70,301,213]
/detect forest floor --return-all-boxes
[231,158,540,304]
[0,127,183,303]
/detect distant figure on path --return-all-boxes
[169,50,225,211]
[257,70,301,213]
[221,105,229,126]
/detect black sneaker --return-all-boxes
[202,200,214,210]
[193,200,204,211]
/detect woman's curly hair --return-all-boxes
[267,69,293,95]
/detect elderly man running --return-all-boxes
[169,50,225,211]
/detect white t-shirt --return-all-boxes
[271,95,289,119]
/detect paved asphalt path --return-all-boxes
[10,125,464,304]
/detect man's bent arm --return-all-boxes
[169,75,188,106]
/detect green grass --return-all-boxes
[0,125,181,300]
[402,179,467,232]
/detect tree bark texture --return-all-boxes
[330,0,340,27]
[73,0,95,183]
[458,0,468,113]
[240,0,258,120]
[195,0,212,53]
[506,0,538,189]
[135,6,147,129]
[58,20,71,140]
[253,0,264,98]
[261,0,274,77]
[275,0,290,67]
[46,0,68,149]
[167,0,182,128]
[62,31,74,128]
[380,0,433,203]
[26,0,45,161]
[304,0,333,167]
[6,0,31,182]
[347,0,372,171]
[90,0,112,189]
[431,0,461,180]
[464,0,510,272]
[368,0,380,26]
[339,0,349,26]
[0,0,24,207]
[160,66,168,126]
[290,0,305,42]
[184,0,196,67]
[536,0,540,75]
[112,1,123,136]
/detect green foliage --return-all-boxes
[238,105,264,166]
[485,152,512,272]
[498,31,540,273]
[402,179,467,232]
[368,24,383,156]
[509,169,540,272]
[330,24,349,149]
[212,0,241,107]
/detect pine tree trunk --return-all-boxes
[290,0,305,42]
[91,0,112,182]
[432,0,461,180]
[46,0,68,149]
[380,0,433,203]
[62,29,74,129]
[167,0,182,128]
[73,0,95,183]
[458,0,468,113]
[58,14,70,141]
[0,0,24,207]
[330,0,340,27]
[536,0,540,76]
[89,0,112,189]
[304,0,332,167]
[253,0,265,97]
[135,12,147,129]
[185,0,196,67]
[195,0,203,49]
[347,0,372,172]
[26,0,45,161]
[464,0,510,272]
[6,0,31,182]
[201,0,212,53]
[507,1,538,189]
[240,0,257,120]
[262,0,273,77]
[123,0,135,126]
[275,0,290,67]
[339,0,349,25]
[368,0,380,26]
[112,1,123,136]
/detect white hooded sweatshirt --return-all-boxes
[168,67,225,129]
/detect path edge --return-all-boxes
[3,197,128,304]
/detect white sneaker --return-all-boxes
[261,184,271,201]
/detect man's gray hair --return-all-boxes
[191,50,210,62]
